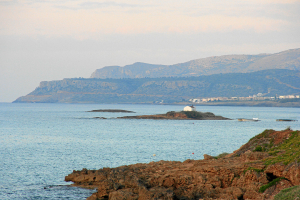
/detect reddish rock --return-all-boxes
[265,162,300,186]
[203,154,215,160]
[263,179,293,200]
[240,151,269,162]
[65,129,300,199]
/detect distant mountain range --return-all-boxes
[14,69,300,104]
[91,48,300,79]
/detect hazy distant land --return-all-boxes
[13,49,300,106]
[91,48,300,79]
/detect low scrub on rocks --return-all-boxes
[264,130,300,165]
[274,185,300,200]
[259,177,286,193]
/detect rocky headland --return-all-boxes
[13,69,300,105]
[65,129,300,200]
[117,111,230,120]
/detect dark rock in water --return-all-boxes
[276,119,298,122]
[93,117,107,119]
[118,111,231,120]
[88,109,135,113]
[65,129,300,200]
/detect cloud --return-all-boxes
[246,0,300,4]
[0,0,298,38]
[0,6,289,39]
[0,0,18,6]
[79,1,141,8]
[11,0,152,10]
[52,1,148,11]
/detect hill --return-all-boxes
[13,69,300,104]
[90,48,300,79]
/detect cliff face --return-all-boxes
[65,129,300,200]
[90,49,300,79]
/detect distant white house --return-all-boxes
[183,105,196,111]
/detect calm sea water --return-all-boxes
[0,103,299,199]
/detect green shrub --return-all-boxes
[254,146,263,152]
[259,177,286,193]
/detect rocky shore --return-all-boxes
[117,111,230,120]
[65,129,300,200]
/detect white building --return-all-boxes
[184,105,196,111]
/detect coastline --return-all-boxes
[12,100,300,108]
[171,101,300,108]
[65,129,300,200]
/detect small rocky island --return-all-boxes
[118,111,231,120]
[65,129,300,200]
[88,109,135,113]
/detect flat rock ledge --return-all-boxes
[65,129,300,200]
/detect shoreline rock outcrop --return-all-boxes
[65,129,300,199]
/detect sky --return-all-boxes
[1,0,300,102]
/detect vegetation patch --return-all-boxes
[243,167,264,175]
[259,177,286,193]
[245,129,278,153]
[264,131,300,165]
[274,185,300,200]
[278,98,300,103]
[243,129,300,166]
[214,152,229,159]
[181,111,205,119]
[249,129,275,142]
[254,145,263,152]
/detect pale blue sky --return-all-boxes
[1,0,300,102]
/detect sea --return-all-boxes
[0,103,300,199]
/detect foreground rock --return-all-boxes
[65,129,300,200]
[118,111,231,120]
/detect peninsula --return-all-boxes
[65,129,300,200]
